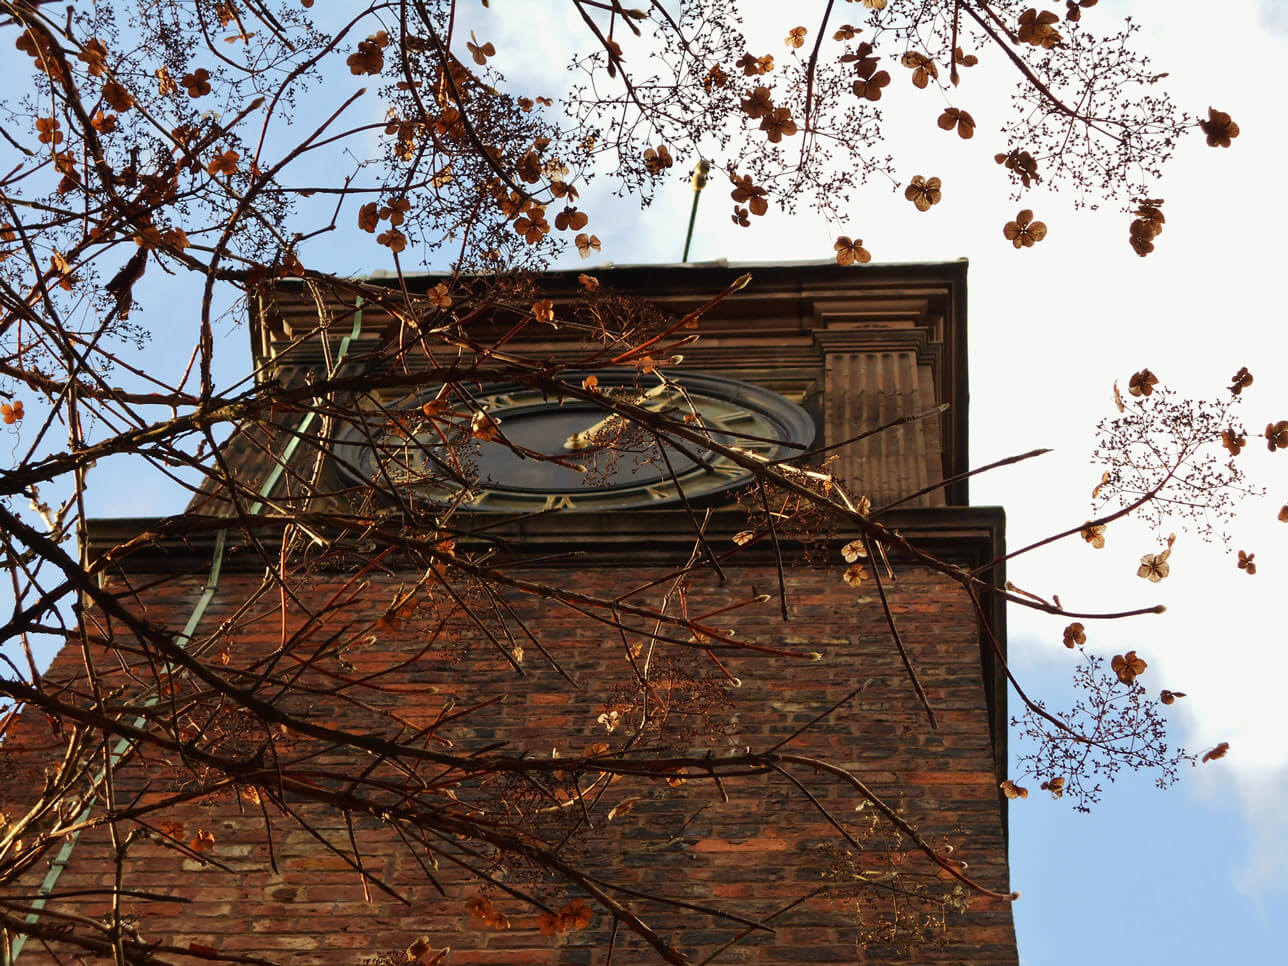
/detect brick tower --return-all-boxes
[4,261,1017,964]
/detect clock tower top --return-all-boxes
[228,259,970,516]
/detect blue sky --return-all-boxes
[2,2,1284,963]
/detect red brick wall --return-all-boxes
[9,557,1015,965]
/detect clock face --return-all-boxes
[335,371,814,512]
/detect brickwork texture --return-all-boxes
[7,551,1016,965]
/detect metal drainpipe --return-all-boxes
[8,299,365,962]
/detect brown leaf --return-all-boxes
[470,410,502,441]
[703,64,728,91]
[937,107,975,139]
[207,149,239,177]
[1202,742,1230,763]
[1080,523,1106,548]
[426,282,452,309]
[1003,209,1047,248]
[347,37,385,75]
[1128,368,1158,397]
[464,894,510,930]
[736,51,775,76]
[996,149,1041,187]
[554,206,588,231]
[901,51,938,88]
[1137,551,1170,583]
[1018,8,1063,48]
[1062,622,1085,648]
[78,38,109,76]
[530,299,556,324]
[1111,650,1148,685]
[406,937,433,962]
[565,899,593,930]
[180,68,211,98]
[1000,779,1028,800]
[730,173,770,215]
[103,80,135,111]
[158,821,184,840]
[852,70,890,101]
[467,31,495,65]
[841,539,867,563]
[643,144,673,174]
[384,196,410,226]
[1200,107,1239,148]
[1265,420,1288,452]
[1229,366,1253,395]
[1128,199,1166,256]
[759,107,798,143]
[833,236,871,266]
[904,175,942,211]
[377,228,408,253]
[608,797,638,821]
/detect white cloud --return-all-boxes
[1263,2,1288,35]
[1229,766,1288,900]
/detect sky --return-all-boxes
[3,1,1285,963]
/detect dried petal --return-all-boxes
[1199,107,1239,148]
[833,236,871,266]
[1040,776,1065,799]
[1000,779,1028,800]
[1111,650,1148,684]
[1202,742,1230,763]
[841,539,867,562]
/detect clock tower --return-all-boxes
[7,260,1017,965]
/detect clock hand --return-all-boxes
[563,382,684,451]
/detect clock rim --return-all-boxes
[333,370,816,511]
